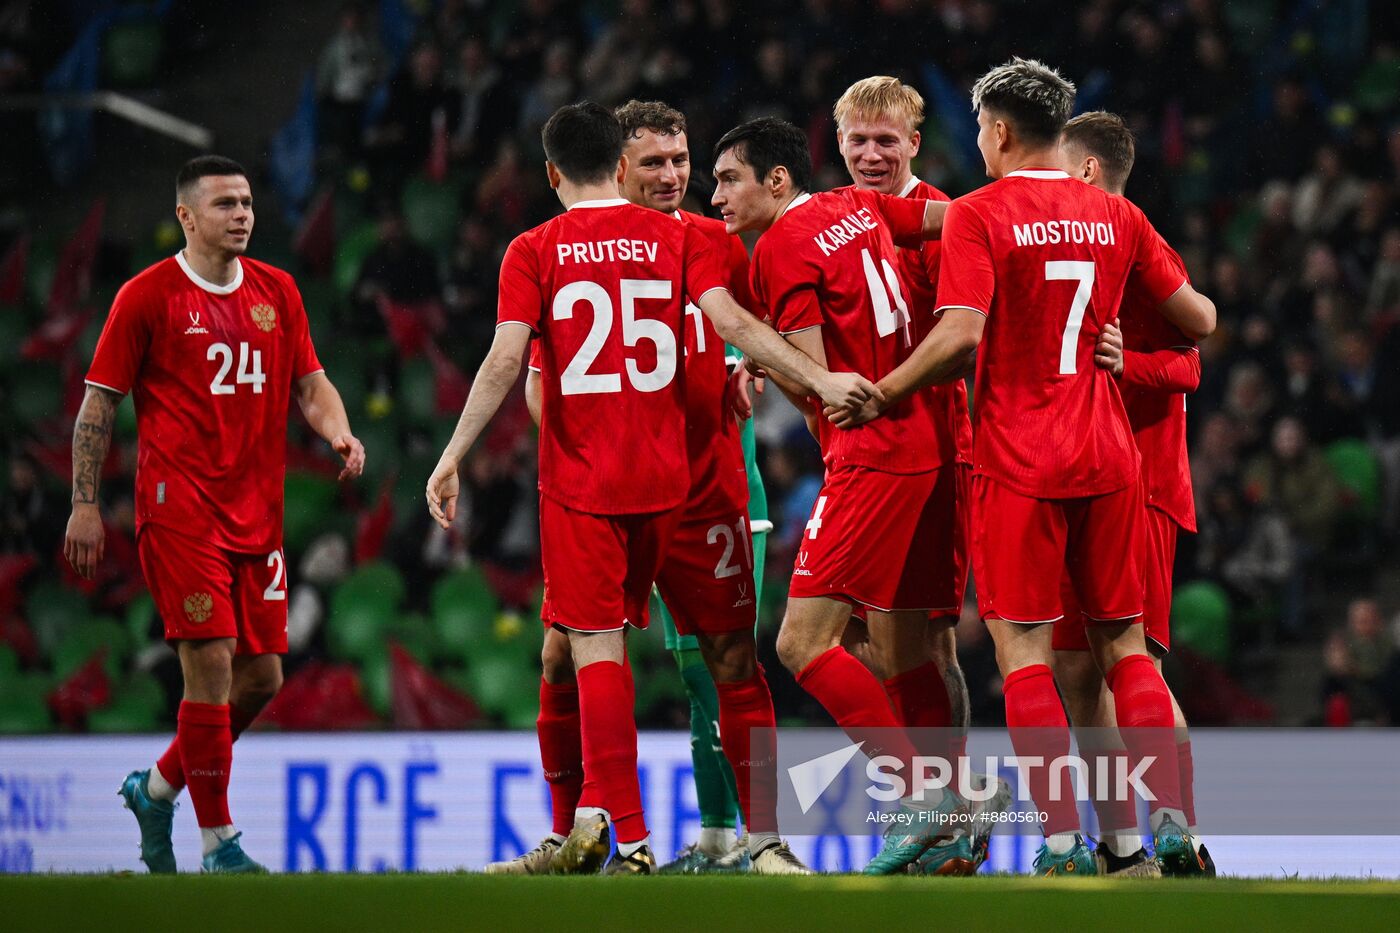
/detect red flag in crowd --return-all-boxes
[390,643,481,730]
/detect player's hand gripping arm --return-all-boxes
[295,372,366,481]
[697,289,882,413]
[828,307,983,428]
[1094,319,1201,391]
[65,386,120,580]
[426,322,531,529]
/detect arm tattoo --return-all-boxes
[71,388,119,505]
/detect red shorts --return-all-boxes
[137,523,288,655]
[789,464,965,613]
[538,494,681,633]
[655,507,757,637]
[1054,505,1177,652]
[972,475,1145,625]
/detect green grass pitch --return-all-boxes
[5,875,1400,932]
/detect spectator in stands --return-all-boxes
[1245,416,1344,553]
[365,41,453,193]
[353,206,442,338]
[516,38,575,140]
[447,37,514,169]
[316,2,383,159]
[1196,476,1293,618]
[1293,144,1366,237]
[1322,597,1398,724]
[1364,226,1400,320]
[0,452,61,557]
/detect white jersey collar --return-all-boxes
[176,251,243,295]
[1005,169,1071,180]
[568,198,629,210]
[780,193,812,217]
[899,176,923,197]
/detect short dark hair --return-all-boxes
[712,118,812,193]
[615,99,686,140]
[541,102,625,184]
[971,57,1075,146]
[176,155,248,203]
[1060,111,1136,191]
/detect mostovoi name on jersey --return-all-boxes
[556,239,659,265]
[1012,220,1117,247]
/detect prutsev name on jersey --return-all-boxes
[555,239,662,264]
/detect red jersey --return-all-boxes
[936,169,1187,498]
[838,177,973,466]
[498,198,726,515]
[674,210,750,515]
[750,187,939,474]
[86,253,323,553]
[1119,240,1198,532]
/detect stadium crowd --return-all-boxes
[5,0,1400,732]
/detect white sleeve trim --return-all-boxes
[527,365,542,373]
[299,368,326,380]
[778,323,822,337]
[692,285,730,304]
[84,379,128,396]
[933,305,988,318]
[496,320,538,334]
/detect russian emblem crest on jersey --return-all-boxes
[183,592,214,623]
[250,304,277,332]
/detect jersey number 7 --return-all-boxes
[1046,261,1096,375]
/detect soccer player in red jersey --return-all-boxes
[425,103,876,875]
[66,156,365,873]
[837,59,1216,875]
[711,117,971,875]
[1052,111,1215,877]
[504,100,808,875]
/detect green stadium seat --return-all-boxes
[26,580,90,660]
[53,617,128,680]
[283,471,339,554]
[401,177,460,254]
[333,561,406,615]
[334,222,381,296]
[103,20,165,88]
[1170,580,1232,664]
[466,653,535,719]
[0,643,17,678]
[398,357,437,427]
[8,363,62,426]
[125,592,158,647]
[361,654,392,717]
[88,697,159,733]
[0,307,26,368]
[113,677,167,718]
[0,686,52,734]
[327,599,393,663]
[431,567,499,664]
[390,613,436,665]
[1325,439,1382,520]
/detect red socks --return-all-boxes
[177,701,232,828]
[1002,664,1079,837]
[154,703,259,792]
[714,667,778,834]
[537,678,583,838]
[797,647,920,788]
[576,660,646,844]
[1177,738,1196,828]
[1105,654,1182,814]
[883,661,952,728]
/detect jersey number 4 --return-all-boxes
[553,279,677,395]
[208,341,266,395]
[1046,261,1096,375]
[861,248,912,346]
